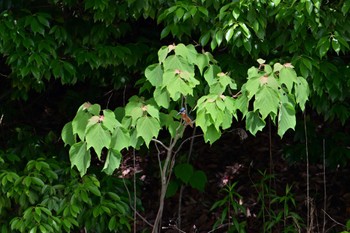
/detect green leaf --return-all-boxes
[203,124,221,144]
[189,170,207,192]
[102,109,121,132]
[108,217,117,231]
[145,63,163,86]
[225,27,234,42]
[110,127,130,151]
[204,65,221,86]
[246,111,265,135]
[195,53,210,75]
[72,110,90,141]
[174,163,194,184]
[342,1,350,15]
[86,123,111,158]
[317,36,330,58]
[294,76,309,111]
[279,67,297,92]
[145,104,159,120]
[331,37,341,54]
[102,149,122,175]
[136,116,161,147]
[200,31,211,46]
[253,86,279,119]
[62,122,75,146]
[278,102,296,137]
[30,17,45,35]
[154,87,170,108]
[215,29,224,46]
[69,142,91,176]
[166,180,180,198]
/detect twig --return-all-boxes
[322,209,345,228]
[122,178,153,228]
[154,140,164,174]
[304,112,311,233]
[323,139,327,233]
[152,138,170,151]
[162,224,186,233]
[133,149,137,233]
[174,134,203,155]
[208,223,231,233]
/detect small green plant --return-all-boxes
[254,170,303,233]
[210,181,246,233]
[267,184,303,233]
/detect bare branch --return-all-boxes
[152,138,169,151]
[174,133,203,155]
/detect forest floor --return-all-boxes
[129,125,350,233]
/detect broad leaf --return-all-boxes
[189,170,207,192]
[278,102,296,137]
[86,123,111,158]
[102,109,121,132]
[136,116,161,147]
[203,124,221,144]
[174,163,193,184]
[254,86,279,119]
[62,122,75,146]
[102,149,122,175]
[69,142,91,176]
[72,110,90,141]
[145,63,163,86]
[246,111,265,135]
[279,67,297,92]
[154,87,170,108]
[295,76,309,111]
[110,127,130,151]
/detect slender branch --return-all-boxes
[322,209,345,228]
[122,177,153,228]
[154,140,163,174]
[152,138,169,151]
[323,138,327,233]
[162,224,186,233]
[133,149,137,233]
[174,134,203,155]
[208,223,232,233]
[304,112,311,233]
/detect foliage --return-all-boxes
[62,43,307,176]
[1,0,350,232]
[0,129,132,232]
[210,182,246,233]
[254,170,303,233]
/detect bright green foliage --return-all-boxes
[62,102,128,176]
[64,44,308,176]
[237,61,309,137]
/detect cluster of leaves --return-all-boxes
[157,0,350,125]
[0,129,132,233]
[63,43,308,177]
[0,0,158,99]
[236,59,309,137]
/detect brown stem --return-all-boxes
[152,126,183,233]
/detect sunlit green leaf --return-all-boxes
[136,116,161,147]
[69,142,91,176]
[102,149,122,175]
[86,123,111,158]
